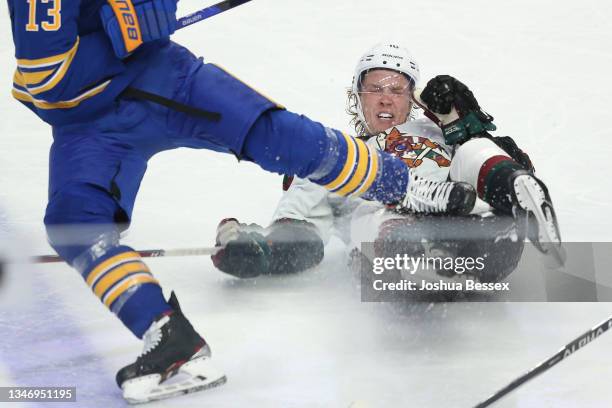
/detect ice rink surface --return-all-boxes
[1,0,612,407]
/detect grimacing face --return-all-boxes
[358,69,413,134]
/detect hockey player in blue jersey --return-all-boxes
[7,0,478,403]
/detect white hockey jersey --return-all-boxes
[271,118,453,244]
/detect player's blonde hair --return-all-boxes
[345,87,369,138]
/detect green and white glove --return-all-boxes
[414,75,496,145]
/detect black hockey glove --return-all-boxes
[416,75,496,145]
[211,218,271,279]
[211,218,324,278]
[267,218,324,274]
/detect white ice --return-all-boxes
[1,0,612,407]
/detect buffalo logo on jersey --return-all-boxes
[382,127,451,168]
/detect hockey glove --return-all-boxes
[414,75,496,145]
[211,218,271,279]
[100,0,178,59]
[267,218,324,274]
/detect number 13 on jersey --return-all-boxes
[26,0,61,32]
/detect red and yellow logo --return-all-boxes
[384,127,451,168]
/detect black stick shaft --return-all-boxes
[475,317,612,407]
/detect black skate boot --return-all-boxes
[510,170,565,267]
[117,292,226,404]
[399,176,476,215]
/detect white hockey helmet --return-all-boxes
[351,43,421,132]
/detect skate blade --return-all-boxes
[123,356,227,404]
[513,175,566,267]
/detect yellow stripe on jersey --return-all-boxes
[12,80,111,110]
[85,251,142,287]
[323,133,357,191]
[335,137,370,196]
[93,262,152,298]
[351,145,380,197]
[26,41,79,95]
[14,68,56,87]
[103,274,159,308]
[15,38,80,95]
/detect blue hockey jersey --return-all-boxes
[7,0,160,126]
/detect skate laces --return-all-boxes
[405,176,454,212]
[140,315,170,357]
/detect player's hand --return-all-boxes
[419,75,481,116]
[211,218,271,279]
[100,0,178,59]
[415,75,496,145]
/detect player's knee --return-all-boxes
[450,137,511,185]
[45,183,121,228]
[45,183,123,264]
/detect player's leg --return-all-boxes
[153,42,475,213]
[242,109,476,213]
[46,106,225,403]
[348,205,425,281]
[450,137,526,213]
[45,182,171,335]
[455,214,526,283]
[414,76,564,264]
[451,137,562,261]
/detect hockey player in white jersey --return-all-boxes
[211,43,472,279]
[212,43,453,278]
[212,43,563,281]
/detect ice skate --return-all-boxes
[117,292,226,404]
[511,171,566,267]
[400,176,476,215]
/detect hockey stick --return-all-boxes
[177,0,253,30]
[474,316,612,407]
[30,246,221,264]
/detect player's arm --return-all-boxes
[11,0,177,109]
[10,0,126,107]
